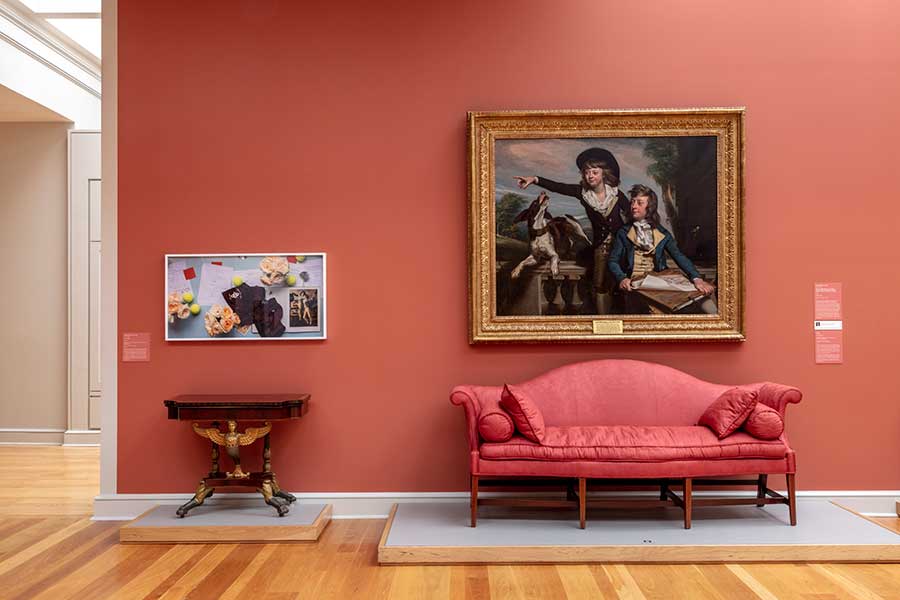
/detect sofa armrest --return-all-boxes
[757,382,802,417]
[450,386,482,453]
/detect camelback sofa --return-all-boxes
[450,360,802,529]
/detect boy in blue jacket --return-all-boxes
[608,184,716,313]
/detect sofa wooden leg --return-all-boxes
[660,481,669,501]
[470,475,478,527]
[683,478,692,529]
[578,477,586,529]
[756,474,768,507]
[787,473,797,526]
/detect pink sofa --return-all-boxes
[450,360,802,529]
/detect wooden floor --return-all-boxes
[1,447,900,599]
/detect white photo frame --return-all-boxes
[164,252,327,341]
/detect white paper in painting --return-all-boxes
[197,263,235,306]
[167,260,192,296]
[232,269,263,287]
[631,273,697,292]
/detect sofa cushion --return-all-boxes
[500,384,546,443]
[479,425,787,462]
[477,411,515,443]
[742,404,784,440]
[698,387,758,439]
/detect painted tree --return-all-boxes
[643,138,680,236]
[495,192,528,241]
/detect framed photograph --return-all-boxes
[165,253,327,341]
[468,108,744,343]
[287,287,321,332]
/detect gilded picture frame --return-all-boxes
[468,108,745,343]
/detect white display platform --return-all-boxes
[378,499,900,564]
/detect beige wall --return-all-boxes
[0,122,71,432]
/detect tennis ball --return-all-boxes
[286,274,297,286]
[190,303,201,315]
[182,291,194,303]
[232,276,243,286]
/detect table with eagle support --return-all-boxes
[164,394,309,517]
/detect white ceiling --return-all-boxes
[0,84,70,122]
[7,0,101,62]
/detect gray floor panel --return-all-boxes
[385,499,900,547]
[131,499,327,528]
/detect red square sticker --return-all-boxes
[183,267,196,280]
[287,256,297,263]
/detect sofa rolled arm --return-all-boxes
[757,382,802,417]
[450,386,482,453]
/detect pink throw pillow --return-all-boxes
[500,384,546,443]
[477,411,514,443]
[698,387,758,439]
[742,403,784,440]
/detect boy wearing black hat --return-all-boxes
[515,147,629,313]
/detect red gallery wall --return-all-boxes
[118,0,900,493]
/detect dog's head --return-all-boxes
[514,191,550,223]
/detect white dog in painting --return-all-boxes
[510,191,591,279]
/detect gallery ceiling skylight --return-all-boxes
[18,0,99,13]
[12,0,101,61]
[46,17,100,57]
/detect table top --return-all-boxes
[164,394,309,421]
[165,394,309,407]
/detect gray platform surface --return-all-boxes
[130,499,327,528]
[385,499,900,547]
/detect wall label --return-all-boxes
[122,332,150,362]
[814,283,842,364]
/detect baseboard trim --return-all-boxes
[0,428,65,445]
[92,490,900,521]
[63,429,100,446]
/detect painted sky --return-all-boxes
[495,137,677,234]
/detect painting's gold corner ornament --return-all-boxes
[192,421,272,479]
[467,107,745,343]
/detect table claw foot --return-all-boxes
[177,481,214,518]
[271,478,297,504]
[260,480,291,516]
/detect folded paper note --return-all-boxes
[197,263,235,306]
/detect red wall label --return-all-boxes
[122,333,151,362]
[815,330,842,364]
[814,283,842,364]
[814,282,842,320]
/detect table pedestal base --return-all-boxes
[177,473,297,518]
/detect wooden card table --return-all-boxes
[164,394,308,517]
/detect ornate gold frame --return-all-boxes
[468,108,745,343]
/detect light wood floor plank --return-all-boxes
[188,544,270,600]
[218,544,278,600]
[603,564,648,600]
[0,517,93,576]
[813,563,900,599]
[734,563,860,600]
[556,564,605,599]
[154,544,238,600]
[0,521,121,599]
[725,565,781,600]
[808,564,886,600]
[102,544,207,600]
[627,564,733,600]
[693,564,765,600]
